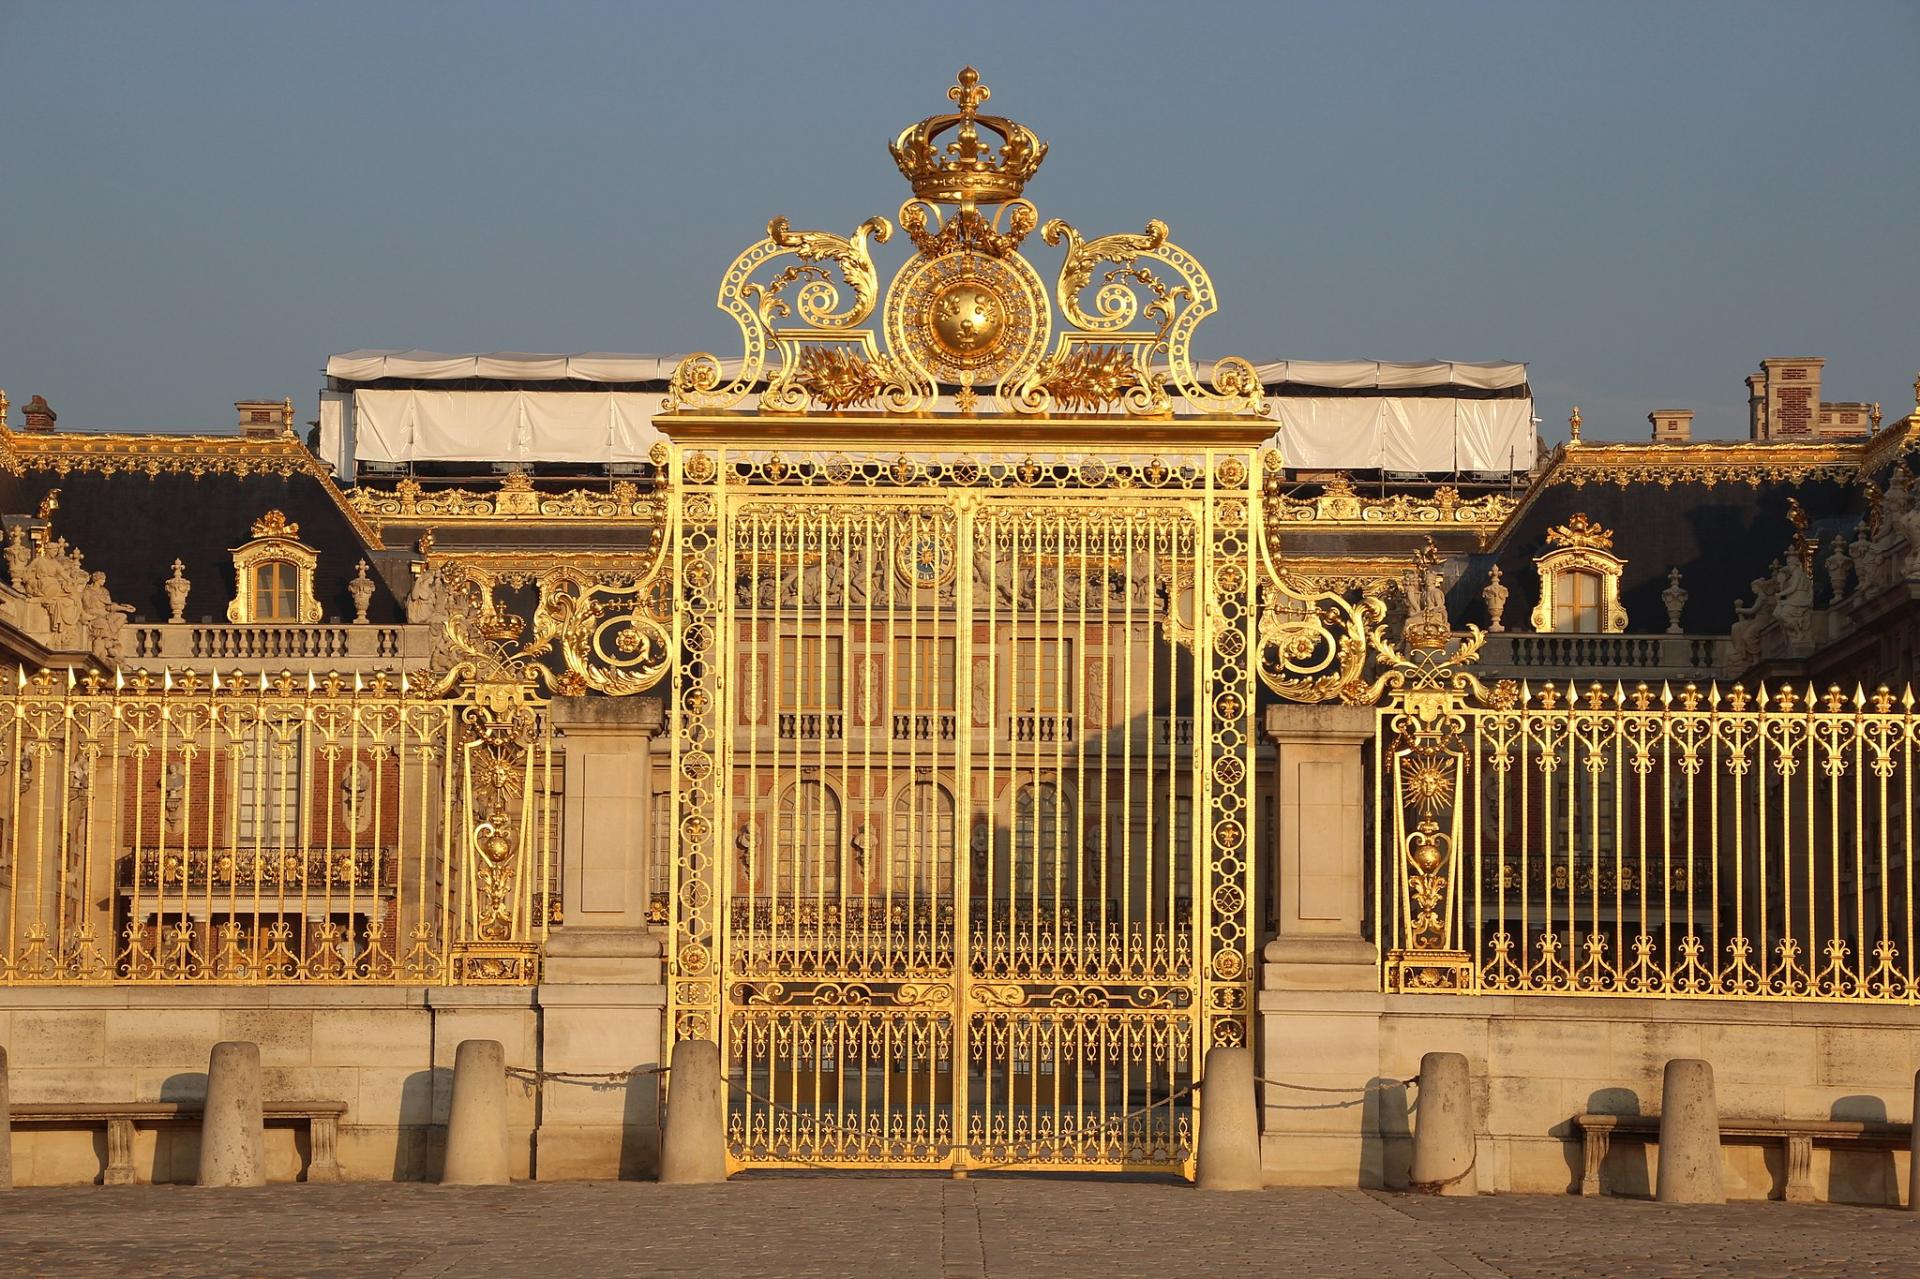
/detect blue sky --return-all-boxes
[0,1,1914,442]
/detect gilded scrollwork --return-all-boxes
[665,68,1265,423]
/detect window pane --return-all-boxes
[892,637,955,710]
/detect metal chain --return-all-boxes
[506,1064,670,1088]
[1252,1074,1417,1095]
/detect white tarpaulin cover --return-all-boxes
[348,390,664,465]
[1270,397,1534,472]
[324,352,1533,473]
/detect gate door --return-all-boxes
[666,447,1260,1178]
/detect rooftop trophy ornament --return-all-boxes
[666,68,1265,419]
[1662,567,1687,633]
[1480,565,1508,632]
[165,559,190,623]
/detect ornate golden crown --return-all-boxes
[889,67,1046,207]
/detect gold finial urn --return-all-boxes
[889,66,1047,207]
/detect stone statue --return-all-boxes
[1661,568,1687,634]
[67,754,91,852]
[1481,565,1508,633]
[405,563,445,626]
[349,561,376,625]
[1774,555,1815,649]
[1398,560,1452,648]
[340,761,372,833]
[4,526,31,586]
[1728,571,1772,668]
[1825,538,1853,601]
[80,570,132,662]
[165,559,191,623]
[162,760,187,834]
[1851,520,1882,597]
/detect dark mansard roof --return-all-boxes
[0,462,402,626]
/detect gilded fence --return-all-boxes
[0,667,553,984]
[1375,650,1920,1001]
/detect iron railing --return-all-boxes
[0,667,553,984]
[1376,678,1920,1001]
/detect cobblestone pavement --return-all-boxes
[1,1178,1917,1278]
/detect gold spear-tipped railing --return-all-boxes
[1375,673,1920,1001]
[0,665,555,984]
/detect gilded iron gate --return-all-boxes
[661,445,1263,1175]
[640,67,1370,1178]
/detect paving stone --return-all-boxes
[0,1178,1915,1277]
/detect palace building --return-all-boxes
[1,69,1917,1199]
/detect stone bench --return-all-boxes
[1574,1111,1910,1202]
[11,1100,347,1185]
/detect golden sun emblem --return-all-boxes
[929,281,1005,357]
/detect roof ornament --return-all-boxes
[249,510,301,540]
[1545,511,1615,551]
[1567,406,1582,445]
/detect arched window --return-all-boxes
[774,780,842,897]
[889,781,955,899]
[1013,781,1073,900]
[1549,567,1604,633]
[252,560,301,622]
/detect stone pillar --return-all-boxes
[1257,703,1389,1186]
[658,1039,726,1184]
[555,695,664,927]
[0,1045,11,1190]
[1408,1052,1476,1195]
[1655,1058,1724,1204]
[1908,1071,1920,1212]
[533,694,669,1180]
[198,1041,265,1187]
[1196,1046,1262,1190]
[1260,703,1378,989]
[441,1039,510,1185]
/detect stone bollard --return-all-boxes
[198,1041,266,1188]
[0,1044,11,1191]
[1908,1071,1920,1212]
[1195,1045,1262,1191]
[658,1039,726,1184]
[1655,1058,1724,1204]
[1408,1051,1476,1195]
[441,1039,511,1186]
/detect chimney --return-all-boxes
[1755,357,1824,439]
[1649,409,1693,443]
[1746,372,1768,439]
[236,397,294,438]
[22,394,57,432]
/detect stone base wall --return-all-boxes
[0,981,664,1186]
[1259,981,1918,1205]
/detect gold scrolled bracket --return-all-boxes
[666,215,896,413]
[1018,217,1268,419]
[1254,570,1386,704]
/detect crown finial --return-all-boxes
[949,66,987,116]
[890,66,1047,207]
[1568,405,1582,443]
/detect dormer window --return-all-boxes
[229,511,322,625]
[1531,513,1627,634]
